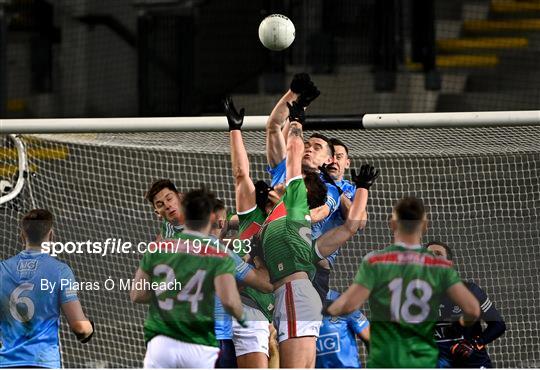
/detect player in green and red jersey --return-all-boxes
[225,96,280,368]
[258,98,352,368]
[145,179,185,239]
[130,187,246,368]
[328,196,481,368]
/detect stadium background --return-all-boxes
[1,0,540,368]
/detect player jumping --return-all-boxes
[0,209,94,368]
[328,196,482,368]
[224,96,278,368]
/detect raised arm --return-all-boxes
[285,101,305,182]
[224,97,256,213]
[266,74,320,168]
[266,91,296,168]
[316,165,380,257]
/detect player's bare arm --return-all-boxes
[310,204,331,223]
[214,273,244,322]
[61,300,94,342]
[446,282,481,326]
[242,261,273,293]
[129,268,153,304]
[266,73,320,168]
[285,101,305,181]
[224,97,257,213]
[316,165,379,256]
[327,283,371,316]
[266,90,296,167]
[358,325,370,343]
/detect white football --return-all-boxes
[258,14,295,51]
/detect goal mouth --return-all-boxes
[2,120,539,367]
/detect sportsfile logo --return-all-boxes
[316,332,340,355]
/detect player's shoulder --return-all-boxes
[464,280,486,297]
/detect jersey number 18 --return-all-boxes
[388,278,432,324]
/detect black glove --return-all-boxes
[351,164,380,190]
[287,101,305,126]
[290,73,320,108]
[78,320,95,343]
[319,164,343,195]
[223,96,245,131]
[450,340,476,361]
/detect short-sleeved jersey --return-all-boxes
[316,290,369,368]
[237,206,275,321]
[214,248,254,340]
[261,176,316,283]
[140,232,235,347]
[266,158,341,239]
[160,219,184,239]
[0,250,79,368]
[354,244,462,368]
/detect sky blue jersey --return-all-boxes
[316,290,369,368]
[0,250,79,368]
[267,158,341,240]
[214,247,253,340]
[317,179,358,266]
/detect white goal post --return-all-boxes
[1,110,540,133]
[1,114,539,368]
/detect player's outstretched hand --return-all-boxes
[223,96,245,131]
[351,164,380,190]
[290,73,320,108]
[319,164,343,195]
[287,101,305,126]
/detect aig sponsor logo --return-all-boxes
[316,332,340,355]
[17,260,37,272]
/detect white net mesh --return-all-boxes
[1,125,539,368]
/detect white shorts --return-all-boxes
[232,304,270,357]
[144,334,220,368]
[273,279,322,343]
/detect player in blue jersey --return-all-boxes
[264,74,347,305]
[0,209,94,368]
[265,73,340,227]
[314,138,376,304]
[427,241,506,368]
[316,290,370,368]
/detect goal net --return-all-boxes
[1,125,539,368]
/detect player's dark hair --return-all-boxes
[145,179,179,204]
[254,180,272,211]
[182,186,215,231]
[304,172,328,209]
[309,133,334,157]
[426,240,453,260]
[21,209,53,245]
[213,198,226,213]
[329,138,349,155]
[393,196,426,234]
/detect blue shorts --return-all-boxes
[215,339,237,368]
